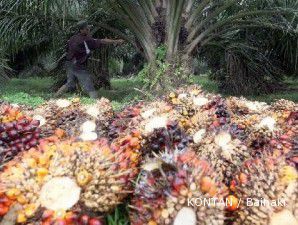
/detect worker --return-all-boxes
[55,20,124,98]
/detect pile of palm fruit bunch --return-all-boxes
[0,85,297,224]
[107,85,297,224]
[31,98,114,140]
[0,131,141,225]
[129,150,228,225]
[0,104,41,165]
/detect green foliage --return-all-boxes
[106,205,130,225]
[111,0,297,95]
[155,45,167,61]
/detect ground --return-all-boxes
[1,76,297,110]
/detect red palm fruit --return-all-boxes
[53,218,67,225]
[212,121,220,127]
[41,220,52,225]
[20,137,27,143]
[29,139,38,147]
[230,180,237,192]
[172,177,185,191]
[80,215,90,225]
[65,212,79,224]
[31,120,40,127]
[4,122,14,131]
[0,195,11,206]
[16,143,24,150]
[19,118,29,126]
[0,205,9,216]
[42,210,54,220]
[88,218,104,225]
[0,132,9,141]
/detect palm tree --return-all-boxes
[109,0,297,92]
[0,0,121,90]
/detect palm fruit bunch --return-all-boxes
[31,98,86,137]
[271,99,296,113]
[108,103,143,140]
[144,121,192,156]
[0,132,141,224]
[231,157,297,225]
[32,98,113,140]
[0,105,41,165]
[267,111,298,166]
[193,128,250,186]
[130,150,228,225]
[86,98,114,137]
[108,101,182,153]
[226,97,269,117]
[167,86,213,131]
[167,86,234,135]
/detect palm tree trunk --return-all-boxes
[89,46,111,89]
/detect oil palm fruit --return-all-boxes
[143,121,192,156]
[108,102,143,139]
[226,97,269,116]
[193,129,250,186]
[232,157,298,225]
[0,132,141,224]
[271,99,296,112]
[32,98,113,138]
[0,105,41,164]
[130,150,227,225]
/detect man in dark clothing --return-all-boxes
[55,21,123,98]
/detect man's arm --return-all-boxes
[99,38,124,45]
[87,38,124,50]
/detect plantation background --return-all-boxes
[0,0,297,107]
[1,76,298,110]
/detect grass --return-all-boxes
[1,76,297,110]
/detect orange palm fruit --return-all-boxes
[200,176,213,193]
[26,158,37,168]
[37,168,48,177]
[24,204,36,217]
[129,137,139,147]
[239,173,248,184]
[17,195,27,204]
[6,188,21,200]
[55,129,66,139]
[226,195,239,211]
[0,205,9,216]
[17,212,27,223]
[148,221,157,225]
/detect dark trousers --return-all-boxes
[65,61,96,93]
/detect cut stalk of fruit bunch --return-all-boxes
[231,157,298,225]
[130,150,228,225]
[0,132,141,224]
[0,105,41,165]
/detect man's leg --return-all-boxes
[54,62,76,97]
[74,69,98,99]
